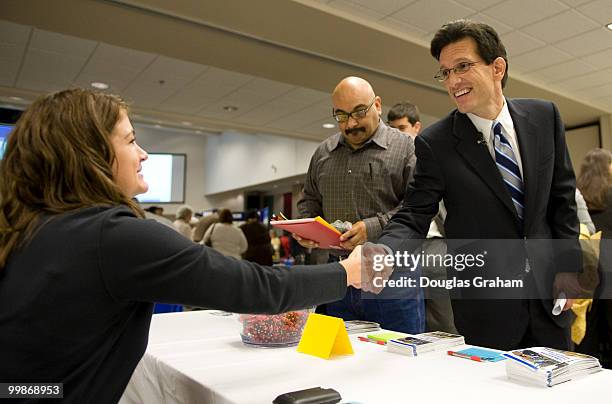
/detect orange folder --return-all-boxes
[270,217,343,249]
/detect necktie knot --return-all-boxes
[493,121,502,135]
[493,122,509,146]
[492,121,524,223]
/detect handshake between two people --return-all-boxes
[338,243,395,295]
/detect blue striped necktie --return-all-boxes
[492,122,524,222]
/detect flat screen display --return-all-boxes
[0,124,13,159]
[136,153,186,203]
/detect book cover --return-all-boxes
[366,331,408,343]
[270,216,342,249]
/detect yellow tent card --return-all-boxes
[297,313,353,359]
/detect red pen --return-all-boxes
[447,350,483,362]
[358,336,386,346]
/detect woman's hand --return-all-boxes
[339,245,362,289]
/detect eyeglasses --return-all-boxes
[332,97,376,123]
[434,61,480,82]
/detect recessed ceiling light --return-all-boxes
[223,105,238,112]
[181,121,192,126]
[196,130,202,134]
[322,123,335,129]
[9,96,23,101]
[607,23,612,31]
[154,124,161,128]
[91,81,109,90]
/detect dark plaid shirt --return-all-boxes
[298,120,416,241]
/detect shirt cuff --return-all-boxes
[363,217,382,242]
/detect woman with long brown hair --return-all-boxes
[578,148,612,236]
[576,147,612,368]
[0,89,362,402]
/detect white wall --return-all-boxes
[134,124,320,215]
[601,114,612,151]
[204,131,319,195]
[566,124,601,174]
[134,124,220,214]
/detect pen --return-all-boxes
[358,336,386,346]
[279,212,289,220]
[447,350,483,362]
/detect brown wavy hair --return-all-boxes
[577,148,612,212]
[0,88,144,269]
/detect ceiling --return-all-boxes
[0,0,610,142]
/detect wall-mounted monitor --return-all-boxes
[136,153,186,203]
[0,124,13,160]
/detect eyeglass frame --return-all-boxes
[434,60,481,82]
[332,96,377,123]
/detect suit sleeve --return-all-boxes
[97,208,346,313]
[547,102,582,274]
[377,134,443,253]
[548,102,579,240]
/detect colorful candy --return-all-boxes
[239,310,310,347]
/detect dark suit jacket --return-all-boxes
[378,98,581,349]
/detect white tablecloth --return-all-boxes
[120,311,611,404]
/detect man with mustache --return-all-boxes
[296,76,424,333]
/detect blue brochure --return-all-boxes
[457,347,506,362]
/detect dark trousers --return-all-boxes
[517,298,573,351]
[321,255,425,333]
[325,286,425,334]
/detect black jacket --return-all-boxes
[378,99,580,349]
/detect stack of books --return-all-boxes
[387,331,465,356]
[503,347,602,387]
[344,320,380,335]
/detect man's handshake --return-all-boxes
[339,243,395,294]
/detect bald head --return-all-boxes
[332,77,375,105]
[331,77,382,149]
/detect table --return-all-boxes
[120,311,611,404]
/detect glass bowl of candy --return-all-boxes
[238,308,312,347]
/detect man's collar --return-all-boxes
[466,97,512,136]
[329,119,389,152]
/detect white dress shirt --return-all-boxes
[467,98,524,178]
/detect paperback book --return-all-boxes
[503,347,602,387]
[387,331,465,356]
[345,320,380,335]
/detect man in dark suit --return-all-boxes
[377,20,581,351]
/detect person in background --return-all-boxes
[192,209,219,243]
[387,101,422,138]
[173,205,193,239]
[143,205,175,229]
[270,229,282,262]
[297,76,424,334]
[240,210,273,265]
[0,89,364,402]
[280,231,292,261]
[576,147,612,368]
[576,188,596,235]
[146,206,164,217]
[203,208,248,259]
[579,148,612,236]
